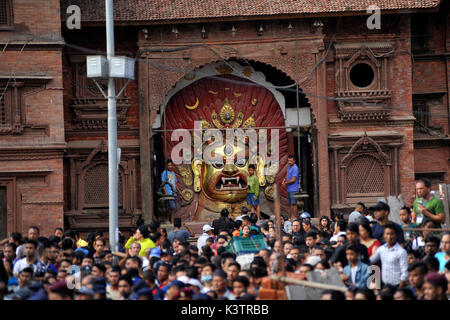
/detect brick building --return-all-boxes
[0,0,65,237]
[1,0,449,236]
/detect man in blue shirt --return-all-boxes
[161,159,177,224]
[282,155,299,219]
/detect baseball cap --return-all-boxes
[369,201,390,212]
[306,255,321,266]
[300,212,311,219]
[150,247,161,258]
[202,225,214,232]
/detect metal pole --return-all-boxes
[105,0,118,253]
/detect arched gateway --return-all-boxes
[154,61,311,221]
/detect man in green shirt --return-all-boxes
[413,178,445,229]
[246,165,260,220]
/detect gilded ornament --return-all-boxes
[184,97,199,110]
[177,164,193,186]
[219,98,235,124]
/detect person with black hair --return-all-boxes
[105,266,121,300]
[318,216,333,239]
[370,223,408,288]
[393,287,416,300]
[15,226,41,261]
[330,223,370,267]
[423,235,440,258]
[330,219,347,243]
[118,275,133,300]
[407,261,427,299]
[321,290,346,300]
[212,268,235,299]
[246,164,261,220]
[125,225,156,257]
[156,263,171,289]
[92,263,106,278]
[358,221,381,258]
[282,155,300,219]
[341,245,370,289]
[422,255,440,273]
[13,240,39,277]
[399,206,418,241]
[161,159,178,224]
[232,275,250,298]
[2,242,16,278]
[168,218,193,243]
[369,201,405,245]
[226,261,240,288]
[238,216,260,236]
[355,287,376,300]
[212,208,235,236]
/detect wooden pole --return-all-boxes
[269,275,347,293]
[273,184,285,276]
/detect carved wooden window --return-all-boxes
[334,43,392,121]
[346,155,384,197]
[0,0,13,26]
[84,164,123,208]
[0,85,24,134]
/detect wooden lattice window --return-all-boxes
[0,86,24,134]
[0,0,13,26]
[346,155,384,196]
[84,164,123,207]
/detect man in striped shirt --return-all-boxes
[370,223,408,288]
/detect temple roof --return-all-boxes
[61,0,442,24]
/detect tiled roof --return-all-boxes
[62,0,441,23]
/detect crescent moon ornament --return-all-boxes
[185,97,199,110]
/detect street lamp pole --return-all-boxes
[105,0,118,253]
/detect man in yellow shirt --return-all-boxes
[125,225,156,257]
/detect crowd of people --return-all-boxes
[0,178,449,300]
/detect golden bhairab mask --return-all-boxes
[198,140,250,203]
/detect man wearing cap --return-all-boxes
[300,213,319,235]
[197,225,215,252]
[282,155,300,220]
[370,201,405,245]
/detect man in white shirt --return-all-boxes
[13,240,40,277]
[370,224,408,288]
[197,225,215,252]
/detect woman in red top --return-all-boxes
[358,221,381,257]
